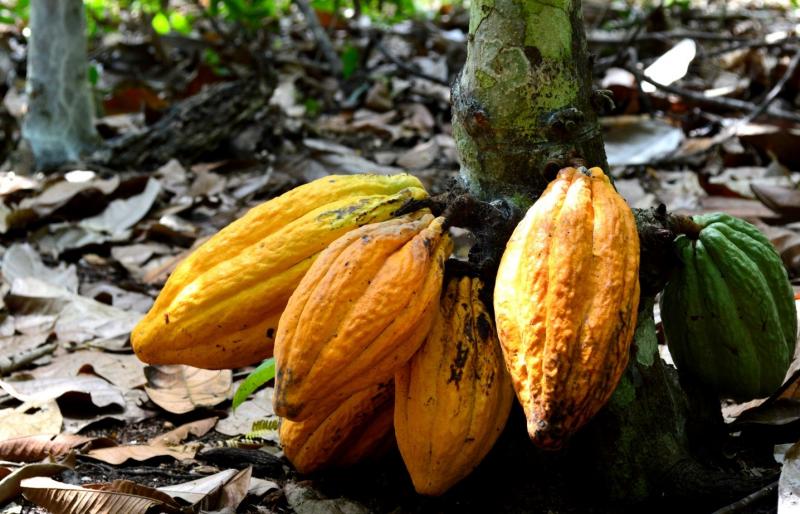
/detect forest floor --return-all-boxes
[1,1,800,513]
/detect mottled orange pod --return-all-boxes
[494,167,640,449]
[274,211,452,421]
[395,275,514,495]
[280,381,395,474]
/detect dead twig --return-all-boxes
[624,65,800,123]
[588,29,752,46]
[745,49,800,122]
[294,0,343,77]
[0,342,57,376]
[710,480,777,514]
[703,36,798,60]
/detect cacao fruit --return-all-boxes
[395,274,514,496]
[132,174,427,370]
[274,211,452,421]
[280,381,394,474]
[494,166,640,449]
[660,213,797,400]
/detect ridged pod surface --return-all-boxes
[395,275,514,496]
[660,213,797,400]
[132,174,427,369]
[274,211,452,421]
[494,167,640,449]
[280,381,394,474]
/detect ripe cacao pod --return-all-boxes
[395,275,514,496]
[660,213,797,400]
[132,174,427,369]
[494,166,640,449]
[280,381,394,474]
[274,211,452,421]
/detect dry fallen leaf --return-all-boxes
[157,467,256,511]
[17,175,119,219]
[0,463,70,505]
[602,116,683,166]
[30,350,147,390]
[396,139,439,170]
[62,389,155,434]
[2,244,78,293]
[156,468,237,504]
[752,184,800,221]
[149,416,218,446]
[144,365,232,414]
[200,466,252,512]
[35,178,162,255]
[731,399,800,427]
[8,277,142,345]
[0,401,62,440]
[84,444,198,465]
[86,417,217,465]
[0,434,93,462]
[21,476,183,514]
[0,375,125,409]
[780,441,800,512]
[79,282,154,314]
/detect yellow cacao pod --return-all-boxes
[395,274,514,496]
[131,174,427,369]
[274,211,452,421]
[279,381,394,474]
[494,167,640,449]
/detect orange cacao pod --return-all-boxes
[395,274,514,495]
[274,211,452,421]
[280,381,394,474]
[132,174,426,369]
[494,167,640,449]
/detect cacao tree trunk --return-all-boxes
[451,0,607,206]
[453,0,768,505]
[23,0,99,170]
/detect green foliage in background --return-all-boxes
[0,0,447,34]
[0,0,28,25]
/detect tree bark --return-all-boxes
[23,0,99,170]
[95,79,272,169]
[451,0,608,206]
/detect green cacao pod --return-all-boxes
[660,213,797,400]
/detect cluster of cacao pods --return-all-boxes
[133,172,516,493]
[131,165,797,495]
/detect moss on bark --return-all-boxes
[452,0,607,206]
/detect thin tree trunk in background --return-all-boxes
[451,0,607,206]
[23,0,98,170]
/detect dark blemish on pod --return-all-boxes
[476,313,492,341]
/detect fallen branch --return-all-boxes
[624,65,800,123]
[0,342,57,376]
[95,79,273,169]
[710,480,778,514]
